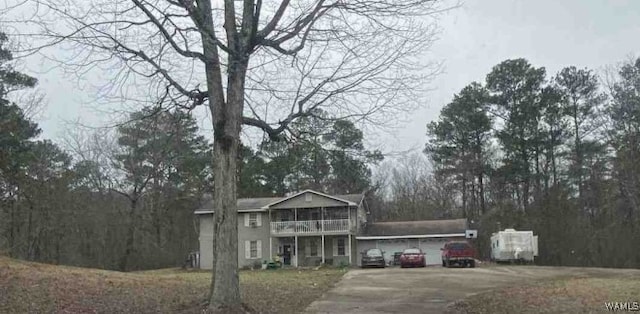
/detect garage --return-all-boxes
[356,219,468,266]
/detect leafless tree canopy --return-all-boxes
[9,0,443,134]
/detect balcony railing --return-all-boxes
[270,219,350,235]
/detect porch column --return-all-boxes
[294,208,298,233]
[348,205,351,232]
[321,207,324,232]
[269,207,273,262]
[321,235,325,264]
[348,234,352,265]
[294,235,299,267]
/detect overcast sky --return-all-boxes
[25,0,640,155]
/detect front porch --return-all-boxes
[270,235,355,267]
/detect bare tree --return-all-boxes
[369,153,457,221]
[7,0,448,311]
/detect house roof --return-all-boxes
[332,194,365,205]
[359,219,468,238]
[195,190,364,215]
[196,197,280,213]
[261,190,361,208]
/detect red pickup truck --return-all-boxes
[441,241,476,268]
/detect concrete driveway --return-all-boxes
[305,265,639,314]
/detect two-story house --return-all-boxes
[195,190,368,268]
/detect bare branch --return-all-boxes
[130,0,205,61]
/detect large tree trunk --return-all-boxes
[210,138,242,310]
[207,50,248,312]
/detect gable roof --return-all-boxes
[195,190,364,215]
[360,219,468,238]
[261,190,360,209]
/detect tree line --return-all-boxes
[422,57,640,268]
[0,38,211,270]
[4,23,640,270]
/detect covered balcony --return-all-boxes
[270,219,350,235]
[269,207,353,236]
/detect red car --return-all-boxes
[441,241,476,268]
[399,248,426,268]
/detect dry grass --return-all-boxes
[0,257,344,314]
[448,275,640,314]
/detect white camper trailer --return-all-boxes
[490,229,538,263]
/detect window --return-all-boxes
[448,242,470,250]
[337,238,346,256]
[365,249,383,257]
[244,213,261,227]
[402,248,422,254]
[309,239,318,257]
[245,240,261,259]
[250,241,258,258]
[249,213,257,226]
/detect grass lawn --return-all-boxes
[448,275,640,314]
[0,257,345,313]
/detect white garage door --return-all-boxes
[362,238,454,266]
[375,239,408,265]
[419,239,446,265]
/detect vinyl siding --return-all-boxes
[237,213,270,268]
[198,215,214,270]
[198,212,270,269]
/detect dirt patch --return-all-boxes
[0,257,344,314]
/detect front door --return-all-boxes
[282,244,292,265]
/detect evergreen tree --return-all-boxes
[555,66,606,201]
[113,107,210,271]
[253,113,381,196]
[486,59,546,212]
[426,82,492,219]
[609,58,640,218]
[0,31,41,255]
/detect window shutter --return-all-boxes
[333,238,338,256]
[256,213,262,226]
[257,240,262,259]
[245,241,251,259]
[244,213,249,227]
